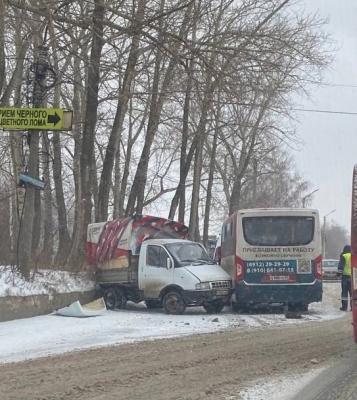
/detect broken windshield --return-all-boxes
[165,242,214,266]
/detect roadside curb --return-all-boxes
[0,290,97,322]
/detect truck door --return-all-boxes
[142,245,174,299]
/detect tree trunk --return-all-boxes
[0,0,6,96]
[112,143,121,219]
[168,60,193,223]
[68,0,105,267]
[52,131,72,265]
[203,103,220,248]
[188,88,213,241]
[48,32,72,266]
[117,98,148,217]
[125,48,162,216]
[31,173,41,260]
[39,132,53,265]
[68,47,84,265]
[126,0,193,215]
[17,41,47,278]
[96,0,146,222]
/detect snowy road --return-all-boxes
[0,312,352,400]
[0,282,343,364]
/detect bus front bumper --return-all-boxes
[232,280,323,306]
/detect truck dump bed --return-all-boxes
[87,215,189,285]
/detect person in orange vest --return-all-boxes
[337,244,352,311]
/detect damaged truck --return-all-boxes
[87,215,232,314]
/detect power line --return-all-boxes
[307,81,357,88]
[321,83,357,88]
[293,108,357,116]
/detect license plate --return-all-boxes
[262,274,296,283]
[269,275,289,281]
[216,289,229,296]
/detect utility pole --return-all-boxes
[322,209,336,259]
[17,45,49,278]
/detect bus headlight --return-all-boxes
[195,282,211,290]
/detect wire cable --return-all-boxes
[293,108,357,116]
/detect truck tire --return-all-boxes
[163,291,186,315]
[115,288,127,309]
[203,302,224,314]
[145,300,162,309]
[104,288,117,310]
[104,287,127,310]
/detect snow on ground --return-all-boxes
[0,266,95,297]
[234,367,325,400]
[0,282,344,364]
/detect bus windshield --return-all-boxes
[242,216,314,246]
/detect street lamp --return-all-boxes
[322,209,336,258]
[302,188,319,208]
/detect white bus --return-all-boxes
[218,208,322,311]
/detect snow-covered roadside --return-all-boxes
[235,367,325,400]
[0,266,95,297]
[0,282,344,364]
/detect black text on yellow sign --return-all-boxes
[0,108,73,131]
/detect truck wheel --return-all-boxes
[163,291,186,314]
[145,300,162,309]
[104,287,127,310]
[104,288,117,310]
[115,288,127,309]
[203,302,224,314]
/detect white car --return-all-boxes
[322,259,339,280]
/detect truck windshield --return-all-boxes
[165,242,214,266]
[242,216,314,246]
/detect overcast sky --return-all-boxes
[293,0,357,232]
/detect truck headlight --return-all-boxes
[195,282,211,290]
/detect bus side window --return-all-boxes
[222,220,235,257]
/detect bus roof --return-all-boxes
[235,208,319,215]
[238,207,318,213]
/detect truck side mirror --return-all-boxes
[166,257,172,269]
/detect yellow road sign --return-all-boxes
[0,107,73,131]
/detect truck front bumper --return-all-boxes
[182,289,232,306]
